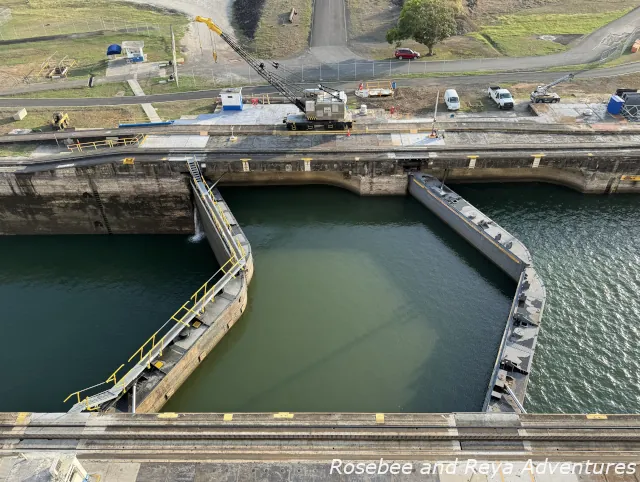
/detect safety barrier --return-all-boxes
[63,162,247,413]
[63,254,244,412]
[66,134,146,152]
[198,170,247,261]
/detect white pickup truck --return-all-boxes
[488,86,514,110]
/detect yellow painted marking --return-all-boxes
[300,157,313,161]
[586,413,608,419]
[192,320,202,329]
[157,412,178,418]
[200,131,208,136]
[410,129,418,134]
[153,361,165,369]
[376,413,385,423]
[239,158,251,161]
[530,153,546,157]
[223,413,233,421]
[621,175,640,181]
[123,158,135,165]
[466,155,479,159]
[15,412,30,424]
[273,412,294,419]
[587,152,594,156]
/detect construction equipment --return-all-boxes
[51,112,70,131]
[530,73,575,104]
[194,16,353,130]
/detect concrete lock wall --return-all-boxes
[0,163,193,235]
[193,184,232,263]
[409,176,526,281]
[135,184,254,413]
[1,153,639,236]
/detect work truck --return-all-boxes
[488,86,514,109]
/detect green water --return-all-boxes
[1,184,637,414]
[0,236,217,413]
[164,186,514,413]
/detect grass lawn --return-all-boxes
[0,0,188,79]
[361,35,500,60]
[0,106,145,134]
[474,9,633,57]
[251,0,313,58]
[153,100,217,121]
[4,83,133,99]
[0,143,37,157]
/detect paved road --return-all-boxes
[2,64,640,107]
[308,0,358,63]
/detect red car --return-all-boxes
[395,48,420,59]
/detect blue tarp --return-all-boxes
[106,44,122,56]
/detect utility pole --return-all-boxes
[170,25,179,87]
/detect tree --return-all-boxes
[386,0,457,56]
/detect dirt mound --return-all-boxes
[233,0,267,39]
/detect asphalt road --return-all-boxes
[2,64,640,108]
[310,0,347,47]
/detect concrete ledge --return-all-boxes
[409,174,546,413]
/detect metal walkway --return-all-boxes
[66,158,246,414]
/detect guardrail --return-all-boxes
[63,254,245,412]
[67,134,146,152]
[63,163,248,413]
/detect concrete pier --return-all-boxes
[409,174,546,413]
[2,412,640,482]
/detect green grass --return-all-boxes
[136,76,248,95]
[0,106,145,134]
[252,0,313,58]
[5,83,133,99]
[0,0,189,79]
[0,143,37,157]
[475,9,633,57]
[153,100,217,121]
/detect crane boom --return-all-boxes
[195,16,306,112]
[194,16,352,130]
[534,73,575,95]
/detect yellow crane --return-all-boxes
[194,16,352,130]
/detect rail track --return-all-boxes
[3,413,640,459]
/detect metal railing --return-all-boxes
[67,134,146,152]
[63,164,249,413]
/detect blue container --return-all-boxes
[607,95,624,115]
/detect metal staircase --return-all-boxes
[187,158,203,184]
[66,157,248,415]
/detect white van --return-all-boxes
[444,89,460,111]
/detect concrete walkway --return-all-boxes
[127,79,162,123]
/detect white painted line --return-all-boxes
[56,163,75,169]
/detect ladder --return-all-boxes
[89,178,112,235]
[187,158,203,183]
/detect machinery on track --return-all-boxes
[194,16,353,131]
[530,73,575,104]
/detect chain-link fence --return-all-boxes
[0,18,164,41]
[185,27,640,85]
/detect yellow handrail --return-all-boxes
[63,177,250,409]
[67,134,146,152]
